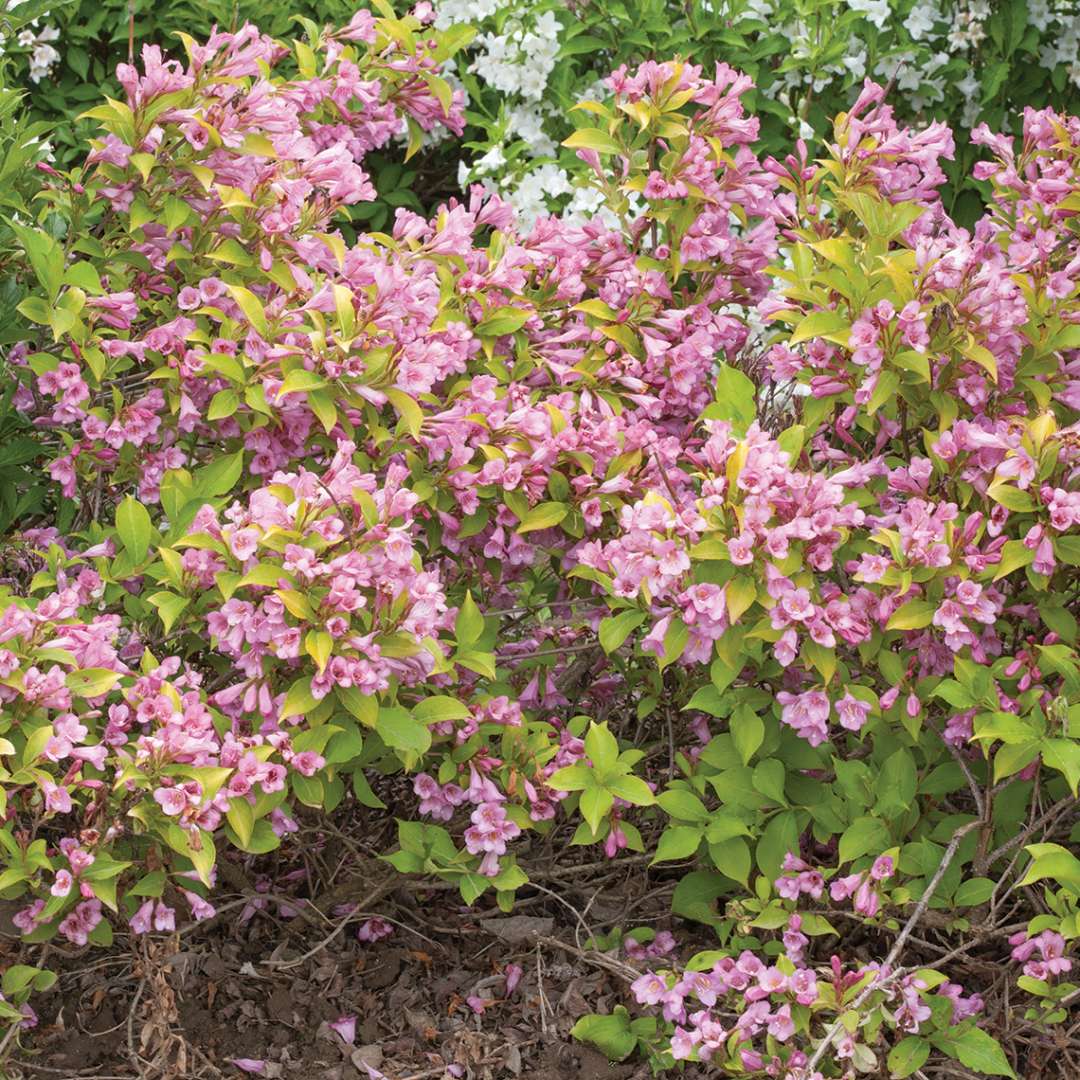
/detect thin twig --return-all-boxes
[537,935,639,983]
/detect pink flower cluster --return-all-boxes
[1010,930,1074,981]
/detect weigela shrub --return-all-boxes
[13,0,1080,228]
[1,9,1078,1078]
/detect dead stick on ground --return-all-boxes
[537,934,639,983]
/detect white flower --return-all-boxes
[842,49,867,80]
[906,0,941,39]
[474,145,505,174]
[506,104,556,157]
[738,0,775,20]
[29,42,60,82]
[846,0,891,30]
[1027,0,1055,32]
[432,0,505,31]
[504,163,571,226]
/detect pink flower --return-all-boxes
[130,900,154,935]
[51,869,73,897]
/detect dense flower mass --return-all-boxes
[0,7,1077,1079]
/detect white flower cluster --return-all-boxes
[432,0,506,31]
[472,10,561,100]
[1032,0,1080,90]
[4,19,61,83]
[435,0,576,223]
[946,0,990,52]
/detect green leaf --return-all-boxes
[193,451,244,498]
[994,539,1035,580]
[987,482,1035,513]
[292,774,324,808]
[226,799,254,847]
[475,305,532,336]
[605,773,654,806]
[116,496,152,562]
[206,388,239,421]
[147,591,188,634]
[2,965,54,998]
[516,501,568,534]
[377,706,432,756]
[278,369,328,396]
[580,787,614,833]
[338,686,378,727]
[756,809,800,883]
[11,223,64,302]
[66,668,121,699]
[657,617,689,671]
[953,877,995,906]
[752,759,786,804]
[1042,738,1080,796]
[455,591,484,646]
[934,1028,1016,1078]
[352,769,386,809]
[652,825,703,864]
[570,1010,636,1061]
[684,683,726,716]
[886,599,936,631]
[127,870,166,898]
[790,309,849,345]
[867,369,900,415]
[599,610,646,654]
[305,629,333,672]
[385,387,424,438]
[562,128,624,155]
[547,763,592,791]
[226,284,269,337]
[887,1036,931,1078]
[280,677,318,720]
[671,870,727,925]
[730,706,764,765]
[875,748,917,816]
[709,835,751,886]
[657,788,709,821]
[412,696,472,725]
[709,362,757,431]
[234,818,282,854]
[1019,843,1080,892]
[456,649,496,680]
[839,816,891,865]
[585,722,619,774]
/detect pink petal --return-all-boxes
[329,1014,357,1045]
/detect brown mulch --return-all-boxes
[0,840,689,1080]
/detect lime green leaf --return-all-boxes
[66,668,121,699]
[562,128,623,155]
[516,501,568,534]
[475,305,532,336]
[570,1010,636,1061]
[377,706,432,755]
[413,696,472,724]
[599,610,646,654]
[652,825,703,864]
[886,599,935,631]
[116,496,152,562]
[455,591,484,646]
